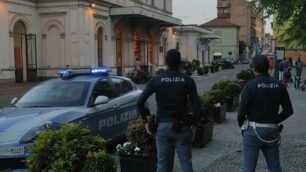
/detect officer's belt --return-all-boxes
[249,121,279,128]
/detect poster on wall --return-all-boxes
[275,47,285,60]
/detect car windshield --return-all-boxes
[16,81,90,108]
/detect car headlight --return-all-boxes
[20,121,53,143]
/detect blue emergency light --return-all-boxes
[58,67,112,79]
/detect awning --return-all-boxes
[110,6,182,26]
[200,34,221,39]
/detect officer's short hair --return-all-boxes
[166,49,181,68]
[251,55,269,73]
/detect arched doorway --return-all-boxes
[13,21,26,82]
[115,27,122,75]
[97,27,103,67]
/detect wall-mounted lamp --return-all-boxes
[91,3,96,7]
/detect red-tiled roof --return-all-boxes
[200,18,240,28]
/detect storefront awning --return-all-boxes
[110,6,182,26]
[200,34,221,39]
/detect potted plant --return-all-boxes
[224,81,241,111]
[201,90,227,123]
[197,67,204,76]
[117,117,156,172]
[185,97,214,148]
[212,80,241,112]
[26,124,116,172]
[236,69,254,89]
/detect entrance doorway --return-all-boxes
[97,27,103,67]
[13,21,37,82]
[115,27,122,76]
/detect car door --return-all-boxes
[80,77,138,142]
[107,77,139,139]
[80,78,118,142]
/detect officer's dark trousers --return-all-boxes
[155,122,193,172]
[242,127,281,172]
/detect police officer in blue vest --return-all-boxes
[238,54,293,172]
[138,49,201,172]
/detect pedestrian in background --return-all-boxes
[238,55,293,172]
[295,57,303,88]
[134,57,141,70]
[137,49,201,172]
[277,58,287,81]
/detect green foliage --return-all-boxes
[224,82,241,97]
[155,68,166,75]
[201,89,226,105]
[211,80,241,98]
[26,124,116,172]
[250,0,306,48]
[124,117,155,157]
[236,69,254,82]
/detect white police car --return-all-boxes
[0,68,142,160]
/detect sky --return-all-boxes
[172,0,273,34]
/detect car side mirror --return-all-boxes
[10,97,18,107]
[90,96,109,107]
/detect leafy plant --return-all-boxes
[224,82,241,97]
[26,124,116,172]
[155,68,166,75]
[119,117,155,157]
[211,80,241,98]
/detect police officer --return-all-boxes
[137,49,201,172]
[238,55,293,172]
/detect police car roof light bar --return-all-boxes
[58,67,112,79]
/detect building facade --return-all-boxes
[173,25,218,64]
[0,0,181,82]
[200,18,240,61]
[217,0,265,51]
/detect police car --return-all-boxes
[0,68,142,160]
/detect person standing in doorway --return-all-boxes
[238,54,293,172]
[134,57,141,70]
[137,49,201,172]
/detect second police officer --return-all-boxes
[238,55,293,172]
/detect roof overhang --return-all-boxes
[110,6,182,26]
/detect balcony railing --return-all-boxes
[218,13,231,18]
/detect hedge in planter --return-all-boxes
[211,80,241,112]
[200,90,226,124]
[118,117,156,172]
[26,124,116,172]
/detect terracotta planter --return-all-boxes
[192,119,214,148]
[226,96,239,112]
[119,153,157,172]
[213,104,226,123]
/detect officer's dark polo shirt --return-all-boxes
[137,69,201,123]
[238,73,293,126]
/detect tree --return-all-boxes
[250,0,306,48]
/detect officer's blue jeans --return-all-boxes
[155,122,193,172]
[243,126,281,172]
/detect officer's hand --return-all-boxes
[144,123,153,136]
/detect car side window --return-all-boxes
[90,78,114,104]
[110,78,133,96]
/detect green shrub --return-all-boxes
[224,82,241,97]
[155,68,165,75]
[125,117,155,157]
[236,69,254,82]
[26,124,116,172]
[211,80,241,98]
